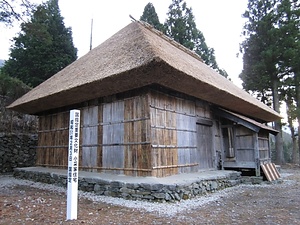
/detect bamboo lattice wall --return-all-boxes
[149,90,215,177]
[37,111,70,168]
[36,87,219,177]
[37,93,152,176]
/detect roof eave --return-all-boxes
[7,59,282,123]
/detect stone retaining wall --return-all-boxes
[14,168,242,202]
[0,133,37,173]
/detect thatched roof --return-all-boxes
[8,21,281,122]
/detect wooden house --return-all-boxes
[8,21,280,177]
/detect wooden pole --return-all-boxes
[89,18,93,51]
[66,110,80,221]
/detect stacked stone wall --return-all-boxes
[0,133,37,173]
[14,168,242,202]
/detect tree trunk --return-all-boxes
[288,109,298,164]
[292,136,298,164]
[298,123,300,164]
[286,96,298,163]
[272,79,284,165]
[296,78,300,163]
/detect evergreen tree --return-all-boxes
[240,0,290,164]
[276,0,300,162]
[164,0,227,77]
[239,33,273,105]
[240,0,300,164]
[0,70,30,99]
[2,0,77,87]
[140,2,163,31]
[283,87,298,163]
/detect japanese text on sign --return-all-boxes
[67,110,80,220]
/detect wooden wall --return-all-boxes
[150,91,179,177]
[213,121,223,169]
[149,90,216,177]
[223,124,272,170]
[196,123,213,169]
[36,94,152,176]
[36,112,70,168]
[102,101,125,172]
[36,87,220,177]
[258,131,270,161]
[81,105,101,172]
[123,95,151,176]
[235,126,255,162]
[101,96,151,176]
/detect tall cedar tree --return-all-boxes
[164,0,228,77]
[2,0,77,87]
[140,2,163,31]
[240,0,284,164]
[276,0,300,162]
[284,88,298,163]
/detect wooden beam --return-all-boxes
[36,164,152,172]
[214,108,260,133]
[152,163,199,169]
[196,118,213,127]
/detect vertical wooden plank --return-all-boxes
[234,127,255,162]
[123,95,151,176]
[82,108,90,170]
[196,123,213,169]
[37,112,71,168]
[37,116,44,165]
[81,106,98,171]
[215,121,223,169]
[63,111,70,167]
[177,113,197,173]
[149,90,217,176]
[253,133,260,176]
[97,104,103,171]
[102,101,124,174]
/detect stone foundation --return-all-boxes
[14,167,242,202]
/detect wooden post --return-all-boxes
[253,133,260,176]
[219,121,225,170]
[66,110,80,220]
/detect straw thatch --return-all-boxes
[8,21,281,122]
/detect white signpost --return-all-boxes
[66,110,80,220]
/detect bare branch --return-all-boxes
[0,0,35,25]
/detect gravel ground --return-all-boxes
[1,165,300,224]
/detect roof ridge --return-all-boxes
[135,20,204,63]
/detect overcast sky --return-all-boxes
[0,0,248,86]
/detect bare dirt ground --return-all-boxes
[1,165,300,225]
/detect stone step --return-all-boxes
[241,176,263,185]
